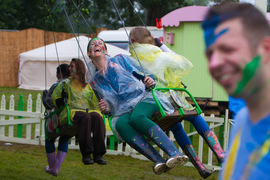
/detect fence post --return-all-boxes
[9,95,15,137]
[219,115,225,149]
[35,94,42,140]
[17,95,23,138]
[224,109,230,151]
[0,95,6,136]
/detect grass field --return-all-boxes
[0,87,220,179]
[0,142,219,180]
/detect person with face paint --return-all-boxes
[202,2,270,179]
[128,27,227,179]
[87,37,189,175]
[51,58,107,168]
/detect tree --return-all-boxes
[211,0,239,3]
[0,0,68,32]
[1,0,243,32]
[135,0,194,26]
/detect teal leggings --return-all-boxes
[115,101,159,143]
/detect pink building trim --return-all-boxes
[162,5,270,27]
[161,6,209,27]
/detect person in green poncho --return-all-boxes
[51,58,107,167]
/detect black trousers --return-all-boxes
[73,111,106,157]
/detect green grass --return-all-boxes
[0,87,43,112]
[0,142,219,180]
[0,87,220,179]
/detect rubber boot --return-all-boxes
[54,150,67,176]
[45,152,56,176]
[183,145,213,179]
[46,151,66,177]
[201,130,225,164]
[144,125,189,169]
[129,134,167,175]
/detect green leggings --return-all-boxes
[115,101,159,143]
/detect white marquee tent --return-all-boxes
[18,36,130,90]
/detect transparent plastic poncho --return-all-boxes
[129,43,193,88]
[52,77,101,126]
[88,54,173,116]
[129,43,194,110]
[87,54,174,141]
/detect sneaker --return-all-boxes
[82,154,94,165]
[165,155,189,169]
[152,163,167,175]
[93,155,106,165]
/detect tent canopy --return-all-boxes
[18,36,130,90]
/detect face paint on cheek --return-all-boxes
[89,48,93,54]
[101,46,105,54]
[233,55,261,96]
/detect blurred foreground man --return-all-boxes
[202,2,270,180]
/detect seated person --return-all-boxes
[87,37,189,175]
[42,64,72,177]
[128,27,226,178]
[51,58,107,167]
[42,64,70,110]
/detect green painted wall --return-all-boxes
[164,22,228,101]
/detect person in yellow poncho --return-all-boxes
[128,27,225,179]
[51,58,106,167]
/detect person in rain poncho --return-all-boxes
[87,37,189,175]
[52,58,107,167]
[42,64,73,177]
[128,27,226,179]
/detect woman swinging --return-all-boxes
[51,58,107,168]
[87,37,189,175]
[128,27,226,179]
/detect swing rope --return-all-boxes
[61,2,105,101]
[44,23,47,90]
[44,1,64,87]
[61,4,90,73]
[127,0,147,28]
[70,0,96,37]
[111,0,146,77]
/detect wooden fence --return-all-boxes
[0,28,109,88]
[0,93,233,171]
[0,28,75,87]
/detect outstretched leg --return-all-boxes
[170,123,212,179]
[183,145,213,179]
[143,124,189,168]
[186,115,225,163]
[129,102,188,169]
[116,113,167,174]
[201,130,225,163]
[129,134,168,174]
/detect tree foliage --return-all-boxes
[0,0,68,32]
[2,0,269,33]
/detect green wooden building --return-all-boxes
[161,6,228,102]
